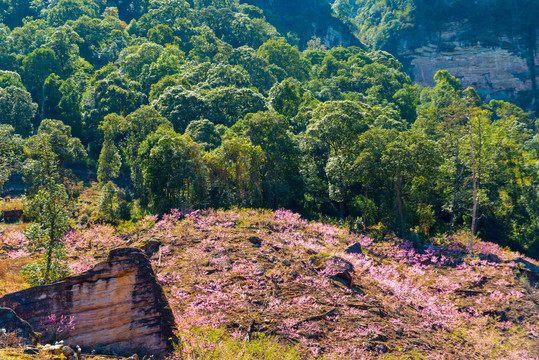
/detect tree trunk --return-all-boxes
[449,140,460,235]
[363,187,369,228]
[44,217,55,284]
[468,116,478,253]
[395,177,406,237]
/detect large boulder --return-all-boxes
[0,307,40,346]
[0,248,177,358]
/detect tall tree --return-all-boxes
[22,140,70,285]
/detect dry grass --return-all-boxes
[1,208,538,359]
[0,348,126,359]
[0,257,32,296]
[0,198,24,213]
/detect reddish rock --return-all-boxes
[0,248,177,359]
[398,22,539,109]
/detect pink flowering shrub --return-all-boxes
[64,225,123,252]
[40,314,75,342]
[35,208,536,360]
[0,230,28,250]
[70,255,98,273]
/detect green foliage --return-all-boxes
[351,0,539,53]
[178,326,301,359]
[0,0,536,256]
[0,125,24,191]
[20,257,70,286]
[0,85,37,136]
[185,119,221,150]
[0,70,24,89]
[24,169,70,283]
[269,78,303,118]
[22,48,62,93]
[98,181,118,221]
[257,39,309,81]
[98,139,122,184]
[139,125,208,213]
[233,111,302,208]
[47,0,99,26]
[153,85,208,132]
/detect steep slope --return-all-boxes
[240,0,361,48]
[350,0,539,113]
[2,209,538,359]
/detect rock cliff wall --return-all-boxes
[398,24,539,111]
[0,248,176,358]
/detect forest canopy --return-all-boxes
[0,0,538,257]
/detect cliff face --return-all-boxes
[0,248,177,359]
[398,24,539,110]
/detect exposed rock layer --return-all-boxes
[0,248,176,358]
[398,24,539,110]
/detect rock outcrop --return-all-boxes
[397,24,539,111]
[0,248,176,358]
[0,307,40,345]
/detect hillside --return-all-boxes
[240,0,361,48]
[1,208,538,359]
[1,0,538,257]
[241,0,539,112]
[344,0,539,113]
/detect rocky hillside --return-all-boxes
[397,25,538,113]
[240,0,361,48]
[1,208,538,359]
[349,0,539,113]
[247,0,539,112]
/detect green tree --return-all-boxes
[148,24,175,45]
[269,78,303,118]
[185,119,221,150]
[188,26,233,62]
[100,106,172,194]
[228,46,276,93]
[257,39,309,81]
[153,85,208,132]
[139,125,208,213]
[47,0,99,26]
[98,181,118,221]
[117,42,164,81]
[207,135,264,207]
[332,0,352,19]
[22,141,70,285]
[24,119,87,198]
[0,125,24,192]
[205,87,266,126]
[0,70,24,89]
[21,48,61,121]
[98,139,122,184]
[232,111,302,209]
[301,100,371,216]
[0,85,38,135]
